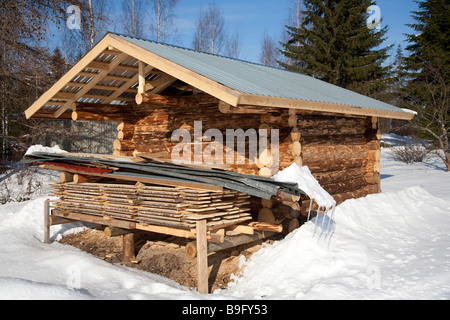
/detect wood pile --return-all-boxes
[50,182,252,230]
[24,152,302,200]
[25,152,304,232]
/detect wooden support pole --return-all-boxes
[196,220,209,294]
[122,233,135,263]
[138,61,145,95]
[43,199,50,244]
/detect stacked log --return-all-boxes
[70,94,381,209]
[256,109,302,233]
[257,120,273,178]
[299,113,381,205]
[288,109,303,167]
[258,192,301,235]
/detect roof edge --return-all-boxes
[238,94,415,120]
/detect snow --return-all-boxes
[272,163,336,209]
[24,144,67,156]
[1,137,450,300]
[224,186,450,299]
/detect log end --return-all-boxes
[135,93,143,105]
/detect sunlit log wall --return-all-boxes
[73,93,381,208]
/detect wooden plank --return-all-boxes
[39,164,223,192]
[196,220,209,294]
[50,215,75,226]
[136,222,196,238]
[51,210,136,229]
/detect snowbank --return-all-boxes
[272,164,336,209]
[0,148,449,300]
[0,198,193,300]
[224,186,450,299]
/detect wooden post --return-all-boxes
[122,233,135,263]
[196,220,209,294]
[138,61,145,95]
[43,199,50,244]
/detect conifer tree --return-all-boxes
[402,0,449,171]
[280,0,390,96]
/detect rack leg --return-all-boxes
[44,199,50,244]
[196,220,208,294]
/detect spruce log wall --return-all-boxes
[73,94,381,208]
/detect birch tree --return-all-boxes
[121,0,145,38]
[149,0,179,43]
[192,1,226,55]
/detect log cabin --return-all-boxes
[25,32,414,204]
[25,33,414,292]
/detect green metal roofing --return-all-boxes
[112,33,412,116]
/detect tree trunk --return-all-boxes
[445,151,450,172]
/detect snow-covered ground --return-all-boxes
[1,140,449,300]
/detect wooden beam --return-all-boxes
[51,210,136,229]
[114,65,139,72]
[104,74,134,82]
[237,94,415,121]
[136,223,196,239]
[25,36,112,119]
[103,64,154,104]
[135,93,199,107]
[151,76,177,94]
[138,61,145,94]
[196,220,209,294]
[87,61,110,70]
[186,230,278,258]
[144,74,176,92]
[30,110,72,120]
[53,52,129,118]
[107,34,241,107]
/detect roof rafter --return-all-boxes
[25,36,112,119]
[106,34,242,107]
[53,52,129,118]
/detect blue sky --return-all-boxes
[56,0,420,64]
[170,0,420,63]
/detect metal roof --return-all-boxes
[25,32,414,120]
[113,33,409,116]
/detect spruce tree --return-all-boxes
[402,0,450,171]
[50,48,68,81]
[280,0,390,96]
